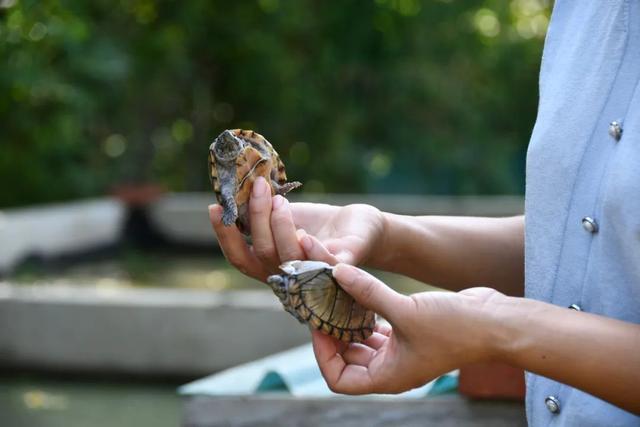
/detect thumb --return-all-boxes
[333,263,408,322]
[298,232,339,265]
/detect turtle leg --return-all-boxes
[218,168,238,226]
[271,180,302,196]
[220,188,238,226]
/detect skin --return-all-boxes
[209,176,640,415]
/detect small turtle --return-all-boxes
[208,129,302,235]
[267,260,376,343]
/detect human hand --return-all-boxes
[306,260,503,394]
[208,176,385,281]
[288,201,385,266]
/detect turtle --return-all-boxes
[208,129,302,235]
[267,260,376,343]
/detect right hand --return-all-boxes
[310,263,502,395]
[208,176,386,281]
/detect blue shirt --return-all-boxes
[525,0,640,426]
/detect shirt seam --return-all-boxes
[546,0,630,307]
[539,5,630,425]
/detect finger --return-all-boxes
[299,233,339,265]
[295,229,311,260]
[342,343,376,367]
[363,331,389,350]
[333,264,409,323]
[374,323,392,337]
[209,204,269,280]
[271,196,305,262]
[311,329,346,379]
[248,177,279,269]
[296,228,308,242]
[311,330,374,394]
[325,239,357,264]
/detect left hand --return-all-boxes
[208,177,306,280]
[209,176,383,281]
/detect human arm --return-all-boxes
[311,261,640,414]
[369,213,524,294]
[209,176,524,295]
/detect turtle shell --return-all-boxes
[267,260,376,343]
[208,129,301,235]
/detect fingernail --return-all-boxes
[209,204,222,222]
[333,263,357,286]
[272,195,284,209]
[253,177,268,197]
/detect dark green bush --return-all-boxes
[0,0,550,207]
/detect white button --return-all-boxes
[608,121,622,141]
[568,304,582,311]
[581,217,598,233]
[545,396,561,414]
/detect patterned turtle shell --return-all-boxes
[208,129,301,235]
[267,260,376,343]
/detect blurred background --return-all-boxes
[0,0,550,426]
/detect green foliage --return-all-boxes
[0,0,550,206]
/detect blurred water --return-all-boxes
[0,375,180,427]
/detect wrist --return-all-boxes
[365,210,393,269]
[480,294,526,366]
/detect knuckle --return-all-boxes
[359,276,377,304]
[345,203,378,216]
[279,247,302,263]
[343,203,364,213]
[408,294,422,311]
[253,245,277,262]
[225,253,245,269]
[393,294,419,323]
[369,379,384,394]
[326,381,342,394]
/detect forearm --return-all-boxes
[490,296,640,414]
[369,214,524,294]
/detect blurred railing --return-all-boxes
[0,193,523,274]
[150,192,524,247]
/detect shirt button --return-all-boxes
[545,396,561,414]
[581,216,599,233]
[568,304,582,311]
[609,121,623,141]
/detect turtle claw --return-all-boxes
[273,180,302,196]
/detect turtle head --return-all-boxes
[267,274,288,302]
[211,130,243,163]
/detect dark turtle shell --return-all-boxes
[208,129,301,235]
[267,260,376,343]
